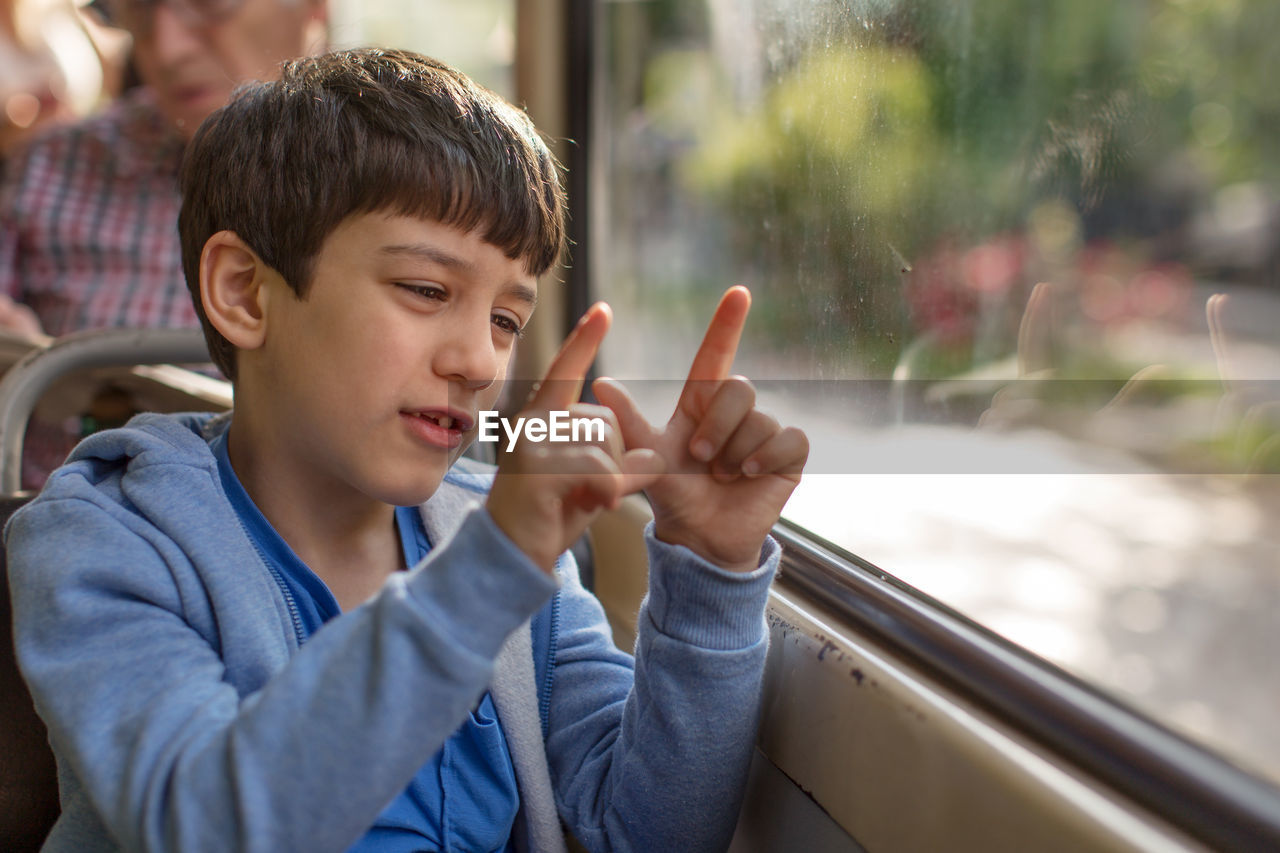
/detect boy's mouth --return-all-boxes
[401,408,476,451]
[405,408,476,432]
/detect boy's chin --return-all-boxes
[369,441,478,507]
[372,465,449,508]
[376,478,444,509]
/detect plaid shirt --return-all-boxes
[0,87,198,335]
[1,89,203,488]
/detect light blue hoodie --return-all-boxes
[5,412,776,852]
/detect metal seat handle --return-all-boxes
[0,328,215,494]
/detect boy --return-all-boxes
[5,49,808,852]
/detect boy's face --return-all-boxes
[248,212,536,508]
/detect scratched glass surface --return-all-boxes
[591,0,1280,786]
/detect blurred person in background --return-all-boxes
[0,0,326,489]
[1,0,128,337]
[0,0,327,341]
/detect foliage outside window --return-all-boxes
[590,0,1280,788]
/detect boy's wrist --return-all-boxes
[484,491,560,574]
[643,523,779,651]
[651,520,763,574]
[407,507,557,657]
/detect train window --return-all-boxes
[584,0,1280,802]
[329,0,515,96]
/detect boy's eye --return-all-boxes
[394,282,523,336]
[493,314,525,338]
[395,282,446,301]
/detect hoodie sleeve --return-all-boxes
[5,490,555,853]
[544,522,778,853]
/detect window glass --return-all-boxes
[590,0,1280,787]
[328,0,514,96]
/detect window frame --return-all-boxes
[773,519,1280,850]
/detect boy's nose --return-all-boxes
[434,314,501,390]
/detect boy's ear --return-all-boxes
[199,231,274,351]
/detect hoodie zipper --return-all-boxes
[265,561,307,647]
[539,568,562,737]
[236,522,307,648]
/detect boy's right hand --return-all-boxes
[486,303,665,573]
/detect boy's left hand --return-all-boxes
[593,287,808,573]
[487,304,665,574]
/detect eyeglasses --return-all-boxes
[102,0,245,34]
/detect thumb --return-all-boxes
[618,448,665,495]
[592,377,657,450]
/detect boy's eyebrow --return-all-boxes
[381,242,476,272]
[506,283,539,308]
[380,243,538,307]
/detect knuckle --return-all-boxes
[570,403,618,431]
[725,375,756,403]
[784,426,810,455]
[582,445,615,470]
[753,410,780,432]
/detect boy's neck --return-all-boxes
[226,415,403,611]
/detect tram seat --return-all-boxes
[0,492,59,852]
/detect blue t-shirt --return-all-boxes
[212,432,519,852]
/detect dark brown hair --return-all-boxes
[178,48,566,379]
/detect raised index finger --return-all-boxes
[678,286,751,410]
[530,302,612,410]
